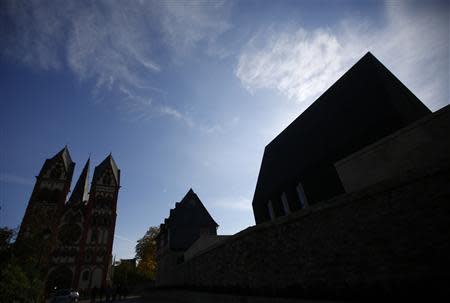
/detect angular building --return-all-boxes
[17,147,120,293]
[156,189,218,284]
[252,52,431,224]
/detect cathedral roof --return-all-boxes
[51,145,74,172]
[68,158,90,203]
[39,146,75,178]
[92,154,120,185]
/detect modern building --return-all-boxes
[156,189,218,284]
[17,147,120,293]
[252,52,431,224]
[152,52,450,298]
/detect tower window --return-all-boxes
[91,230,97,243]
[82,270,90,281]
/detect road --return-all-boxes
[79,296,158,303]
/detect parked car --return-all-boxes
[49,289,79,303]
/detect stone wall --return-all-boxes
[184,235,231,261]
[157,167,450,299]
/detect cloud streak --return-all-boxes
[0,173,34,186]
[1,0,231,125]
[236,0,449,111]
[237,27,344,106]
[114,234,136,244]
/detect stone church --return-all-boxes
[17,147,120,293]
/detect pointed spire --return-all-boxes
[69,158,90,203]
[92,153,120,185]
[51,145,74,171]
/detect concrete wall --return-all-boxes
[157,167,450,299]
[335,105,450,193]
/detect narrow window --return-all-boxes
[91,230,97,243]
[296,182,309,208]
[268,200,275,220]
[82,270,90,281]
[281,192,291,214]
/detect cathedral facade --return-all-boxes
[17,147,120,293]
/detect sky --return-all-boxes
[0,0,448,259]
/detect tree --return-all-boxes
[135,226,159,280]
[0,227,15,268]
[0,226,46,303]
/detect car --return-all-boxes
[49,289,79,303]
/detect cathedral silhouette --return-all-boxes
[17,147,120,292]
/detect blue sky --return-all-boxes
[0,0,448,259]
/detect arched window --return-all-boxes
[85,249,93,262]
[51,189,62,203]
[82,270,90,281]
[91,230,97,243]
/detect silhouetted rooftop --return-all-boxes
[252,52,431,223]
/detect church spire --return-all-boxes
[69,158,90,203]
[52,145,73,171]
[92,154,120,186]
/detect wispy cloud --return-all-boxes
[114,234,136,244]
[0,173,34,186]
[213,196,252,211]
[236,0,449,111]
[236,27,344,106]
[160,0,232,58]
[0,0,231,125]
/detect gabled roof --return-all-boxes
[52,145,73,171]
[68,158,90,203]
[52,145,73,172]
[165,189,218,228]
[39,146,75,178]
[92,154,120,185]
[252,52,431,213]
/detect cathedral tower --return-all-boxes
[80,154,120,289]
[46,158,90,291]
[18,148,120,293]
[17,146,75,269]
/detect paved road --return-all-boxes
[80,296,153,303]
[80,296,185,303]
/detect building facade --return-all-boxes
[17,147,120,293]
[151,53,450,298]
[156,189,218,284]
[252,52,431,224]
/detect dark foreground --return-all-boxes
[79,292,345,303]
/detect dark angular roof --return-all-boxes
[54,146,73,172]
[252,52,431,213]
[165,189,218,228]
[68,158,90,203]
[39,146,75,178]
[92,154,120,185]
